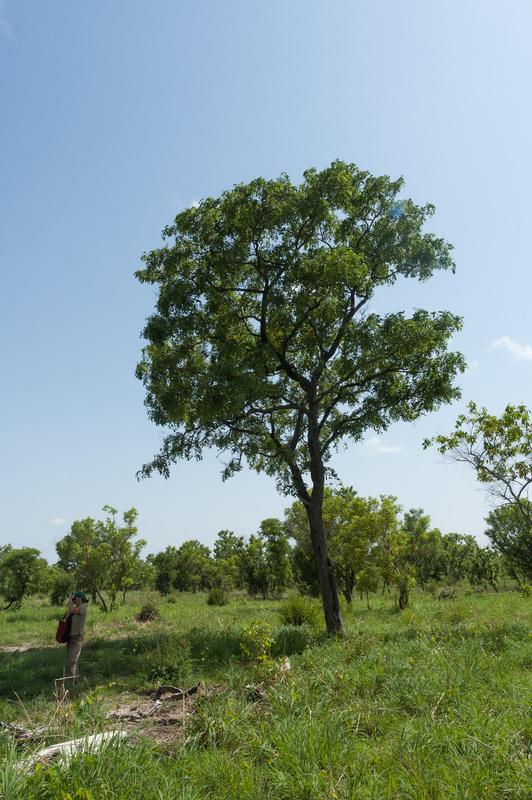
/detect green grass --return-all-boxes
[0,590,530,799]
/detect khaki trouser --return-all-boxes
[65,635,83,682]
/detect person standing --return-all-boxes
[65,591,88,684]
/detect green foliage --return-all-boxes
[240,620,273,662]
[136,160,464,634]
[48,568,72,606]
[0,591,530,799]
[56,506,146,611]
[278,595,321,629]
[207,586,228,606]
[242,535,269,597]
[485,502,532,581]
[140,632,192,684]
[272,624,314,656]
[356,564,381,607]
[137,161,462,488]
[426,402,532,525]
[149,545,179,594]
[149,540,213,594]
[212,530,246,590]
[287,488,402,604]
[0,547,48,610]
[135,600,160,622]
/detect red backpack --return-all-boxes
[55,614,72,644]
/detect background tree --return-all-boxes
[56,517,111,610]
[287,489,403,604]
[356,564,381,608]
[467,546,501,592]
[426,403,531,526]
[102,506,147,607]
[0,547,48,610]
[484,503,532,582]
[48,568,72,606]
[173,540,213,592]
[212,529,246,590]
[242,535,269,597]
[149,546,179,595]
[136,161,464,634]
[439,533,477,585]
[56,506,145,610]
[403,508,444,588]
[259,517,292,596]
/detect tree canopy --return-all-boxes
[136,161,464,633]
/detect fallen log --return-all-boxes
[17,730,127,772]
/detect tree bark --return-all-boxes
[305,497,343,636]
[299,400,343,636]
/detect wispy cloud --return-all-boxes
[0,1,14,41]
[49,517,66,526]
[364,436,404,455]
[489,336,532,362]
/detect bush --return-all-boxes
[141,633,192,684]
[165,594,178,604]
[272,624,313,656]
[135,601,160,622]
[240,620,273,662]
[278,595,321,629]
[207,587,228,606]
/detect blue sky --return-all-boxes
[1,0,530,560]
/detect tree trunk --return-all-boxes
[96,589,108,612]
[305,498,343,636]
[290,401,343,636]
[342,585,353,605]
[398,584,409,610]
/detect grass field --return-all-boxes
[0,589,530,799]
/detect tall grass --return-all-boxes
[0,590,530,799]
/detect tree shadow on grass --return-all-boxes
[0,627,242,702]
[0,624,319,702]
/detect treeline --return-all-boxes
[1,490,529,612]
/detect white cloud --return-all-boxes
[0,1,14,41]
[489,336,532,362]
[364,436,404,455]
[49,517,66,526]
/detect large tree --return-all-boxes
[136,161,464,634]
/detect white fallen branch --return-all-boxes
[17,730,127,772]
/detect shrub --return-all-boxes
[166,594,178,604]
[272,624,313,656]
[141,633,192,684]
[207,587,228,606]
[278,595,321,629]
[135,601,160,622]
[240,620,273,662]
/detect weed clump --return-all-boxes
[142,633,191,684]
[207,587,228,606]
[278,595,321,629]
[135,601,160,623]
[273,624,313,656]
